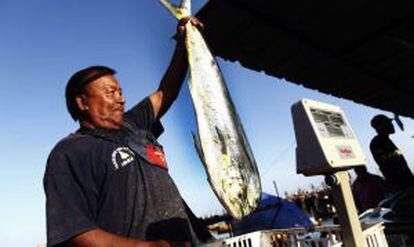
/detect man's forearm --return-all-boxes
[150,17,204,119]
[150,37,188,118]
[152,39,188,119]
[62,229,179,247]
[158,39,188,98]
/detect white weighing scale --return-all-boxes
[292,99,368,247]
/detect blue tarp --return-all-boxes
[231,193,313,235]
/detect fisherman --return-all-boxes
[369,114,414,192]
[43,17,211,246]
[352,166,387,212]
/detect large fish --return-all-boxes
[158,0,261,219]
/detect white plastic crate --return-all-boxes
[362,223,388,247]
[203,223,388,247]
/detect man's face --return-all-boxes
[379,119,395,135]
[386,120,395,134]
[79,74,126,130]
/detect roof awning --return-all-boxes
[196,0,414,118]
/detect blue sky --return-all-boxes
[1,0,414,246]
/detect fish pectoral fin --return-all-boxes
[191,132,208,168]
[158,0,191,19]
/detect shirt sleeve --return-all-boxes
[44,149,97,246]
[124,97,164,138]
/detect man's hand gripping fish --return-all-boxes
[158,0,261,219]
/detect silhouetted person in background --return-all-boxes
[352,166,387,212]
[370,114,414,192]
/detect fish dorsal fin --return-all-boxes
[191,132,212,184]
[191,132,207,166]
[158,0,191,19]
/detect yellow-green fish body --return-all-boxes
[158,0,261,219]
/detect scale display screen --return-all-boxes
[310,108,352,138]
[292,99,365,176]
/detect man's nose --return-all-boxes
[118,96,125,104]
[115,92,125,104]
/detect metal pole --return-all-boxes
[273,180,280,197]
[325,171,366,247]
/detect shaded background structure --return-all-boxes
[196,0,414,117]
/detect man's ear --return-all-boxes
[75,94,88,112]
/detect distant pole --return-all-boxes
[273,180,280,197]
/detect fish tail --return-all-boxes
[158,0,191,19]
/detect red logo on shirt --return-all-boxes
[146,145,168,170]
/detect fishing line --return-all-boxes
[261,141,296,179]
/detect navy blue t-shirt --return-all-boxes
[44,97,194,246]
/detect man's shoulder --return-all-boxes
[370,135,396,153]
[370,135,382,145]
[370,135,388,149]
[46,133,106,175]
[47,132,110,166]
[51,132,98,154]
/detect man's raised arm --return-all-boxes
[149,17,203,119]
